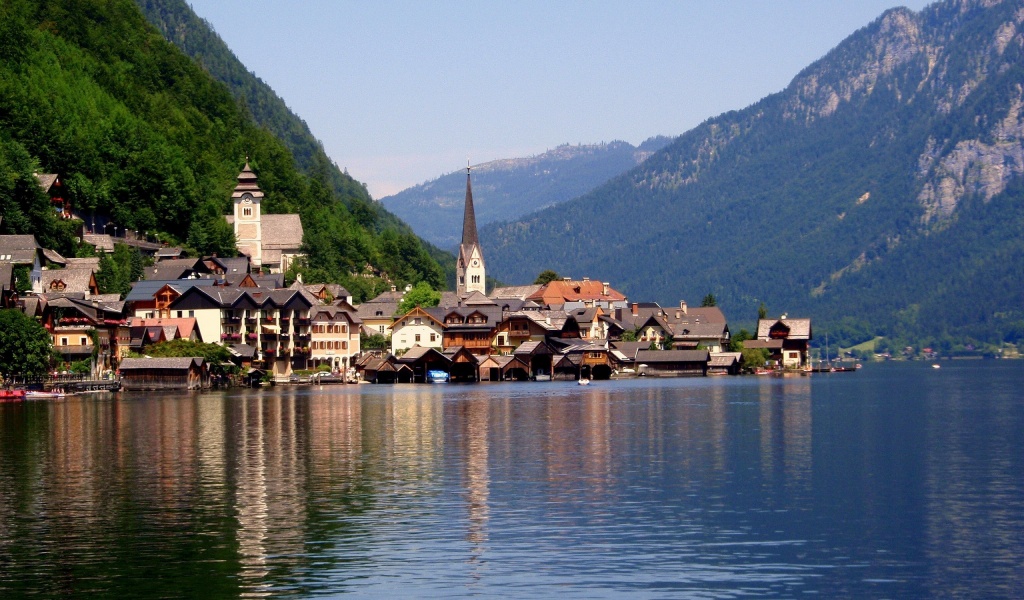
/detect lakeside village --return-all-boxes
[3,165,823,396]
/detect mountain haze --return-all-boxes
[381,138,672,250]
[483,0,1024,345]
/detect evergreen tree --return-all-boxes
[0,309,54,378]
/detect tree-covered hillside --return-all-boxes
[381,138,672,250]
[134,0,456,290]
[482,0,1024,347]
[0,0,444,300]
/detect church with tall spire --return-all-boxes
[456,165,486,297]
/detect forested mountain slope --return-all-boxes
[0,0,443,301]
[134,0,455,287]
[381,138,672,250]
[482,0,1024,346]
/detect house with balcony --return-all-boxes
[756,316,812,369]
[167,286,316,378]
[440,305,502,356]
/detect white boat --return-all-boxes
[25,390,67,400]
[578,378,590,386]
[427,370,449,383]
[932,364,941,369]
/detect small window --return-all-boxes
[60,337,68,346]
[430,333,436,342]
[80,337,88,346]
[415,334,421,342]
[243,207,252,217]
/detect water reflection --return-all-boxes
[0,365,1021,597]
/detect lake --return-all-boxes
[1,361,1022,598]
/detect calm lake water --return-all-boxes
[1,361,1022,598]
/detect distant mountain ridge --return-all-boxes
[381,137,672,250]
[482,0,1024,346]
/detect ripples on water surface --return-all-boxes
[1,361,1022,598]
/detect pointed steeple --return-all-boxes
[456,163,485,296]
[461,164,479,247]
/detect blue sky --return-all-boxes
[187,0,933,198]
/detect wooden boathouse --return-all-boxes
[118,357,210,391]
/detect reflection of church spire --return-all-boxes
[457,163,486,296]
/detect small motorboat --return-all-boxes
[578,378,590,386]
[1,389,26,402]
[931,364,941,369]
[427,370,449,383]
[25,390,67,400]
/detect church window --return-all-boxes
[471,275,481,284]
[243,207,252,217]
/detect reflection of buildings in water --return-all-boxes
[305,390,362,481]
[361,389,442,487]
[230,391,308,596]
[708,385,728,473]
[757,379,812,492]
[461,394,490,558]
[581,390,613,500]
[234,396,272,592]
[542,389,614,510]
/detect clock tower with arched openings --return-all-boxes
[232,162,264,268]
[456,165,486,297]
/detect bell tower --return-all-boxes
[456,164,485,296]
[232,162,264,268]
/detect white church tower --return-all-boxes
[456,165,486,297]
[231,162,264,268]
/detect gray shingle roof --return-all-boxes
[41,268,94,294]
[125,278,217,302]
[635,350,710,364]
[757,318,812,340]
[119,357,204,371]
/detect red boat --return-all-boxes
[0,389,27,401]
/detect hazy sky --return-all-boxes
[186,0,933,199]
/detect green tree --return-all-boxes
[0,309,54,378]
[701,293,717,307]
[741,347,770,372]
[730,328,752,352]
[396,282,441,316]
[133,339,236,376]
[620,326,641,342]
[758,302,768,321]
[361,332,389,350]
[534,270,560,285]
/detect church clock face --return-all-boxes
[471,259,479,267]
